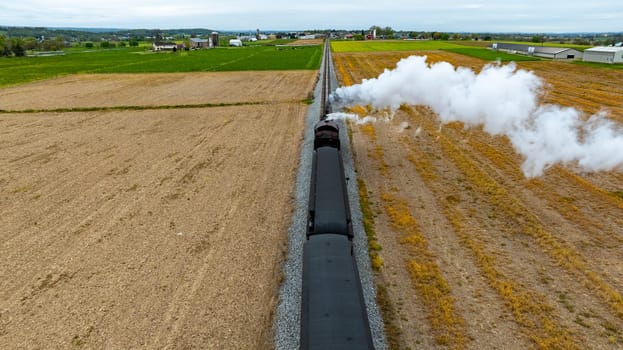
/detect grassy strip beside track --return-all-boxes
[357,120,467,348]
[357,178,402,349]
[0,45,322,87]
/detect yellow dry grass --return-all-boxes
[335,50,623,349]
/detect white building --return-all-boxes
[531,47,583,60]
[583,46,623,64]
[492,43,582,60]
[229,39,243,47]
[152,41,177,51]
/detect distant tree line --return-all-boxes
[0,34,72,56]
[0,34,145,56]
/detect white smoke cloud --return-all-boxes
[326,112,378,125]
[330,55,623,177]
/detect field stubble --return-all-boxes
[334,50,623,349]
[0,71,314,348]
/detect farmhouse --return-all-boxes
[152,41,177,51]
[583,46,623,64]
[190,38,211,49]
[491,43,583,60]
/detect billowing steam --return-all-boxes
[327,112,378,125]
[329,55,623,177]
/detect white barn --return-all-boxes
[152,41,177,51]
[491,43,582,60]
[532,47,583,60]
[583,47,623,64]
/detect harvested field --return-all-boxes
[0,71,314,348]
[334,51,623,349]
[0,71,317,111]
[286,39,324,46]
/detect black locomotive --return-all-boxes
[300,119,374,350]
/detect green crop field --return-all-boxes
[331,40,538,62]
[0,44,322,87]
[331,40,462,52]
[493,41,592,51]
[442,47,540,62]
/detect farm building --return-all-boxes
[211,32,220,47]
[583,46,623,64]
[152,41,177,51]
[491,43,582,60]
[229,39,243,47]
[190,38,212,49]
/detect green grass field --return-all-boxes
[573,60,623,70]
[442,47,540,61]
[492,41,592,51]
[331,40,537,62]
[331,40,462,52]
[0,44,322,87]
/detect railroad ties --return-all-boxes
[300,39,374,350]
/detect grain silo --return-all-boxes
[211,32,220,47]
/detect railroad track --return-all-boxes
[300,38,374,350]
[320,39,332,118]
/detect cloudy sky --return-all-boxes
[1,0,621,32]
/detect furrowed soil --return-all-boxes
[0,71,315,110]
[334,50,623,349]
[0,71,316,349]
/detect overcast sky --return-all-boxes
[1,0,621,33]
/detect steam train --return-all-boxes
[300,119,374,350]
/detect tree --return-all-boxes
[42,39,59,51]
[369,25,394,38]
[23,37,38,51]
[11,38,25,56]
[531,35,545,44]
[129,39,139,47]
[0,35,7,56]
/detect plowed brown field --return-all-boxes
[0,71,315,110]
[334,51,623,349]
[0,71,315,348]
